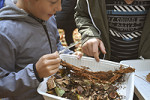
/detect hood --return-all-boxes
[0,0,35,23]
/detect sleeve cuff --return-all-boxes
[82,36,101,45]
[33,63,43,82]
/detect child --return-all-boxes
[0,0,81,99]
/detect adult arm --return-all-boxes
[75,0,106,61]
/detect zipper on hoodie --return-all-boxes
[28,14,53,53]
[42,21,53,53]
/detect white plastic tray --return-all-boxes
[120,59,150,100]
[120,59,150,72]
[38,54,134,100]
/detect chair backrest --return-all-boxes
[0,0,5,9]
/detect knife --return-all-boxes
[59,41,81,54]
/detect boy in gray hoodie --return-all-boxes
[0,0,81,99]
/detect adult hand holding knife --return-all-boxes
[82,38,106,62]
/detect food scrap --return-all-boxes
[146,73,150,82]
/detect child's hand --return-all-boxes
[73,51,83,59]
[35,51,61,79]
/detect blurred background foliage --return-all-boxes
[58,28,82,52]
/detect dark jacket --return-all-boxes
[75,0,150,60]
[56,0,77,22]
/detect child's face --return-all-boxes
[27,0,62,21]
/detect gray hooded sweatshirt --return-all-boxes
[0,0,72,100]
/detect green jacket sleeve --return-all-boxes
[139,9,150,59]
[75,0,101,44]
